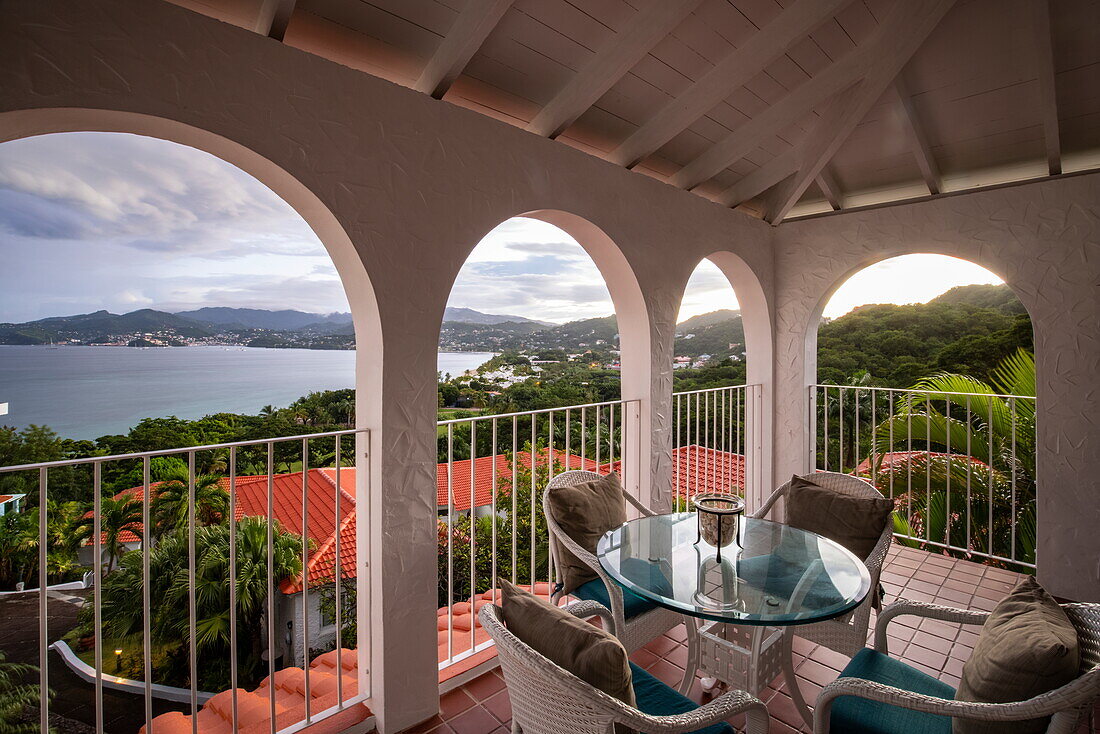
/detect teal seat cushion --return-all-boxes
[630,663,734,734]
[831,649,955,734]
[573,558,665,620]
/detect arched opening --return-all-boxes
[432,211,649,672]
[0,111,381,729]
[810,253,1036,571]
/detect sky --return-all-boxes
[1,132,1004,325]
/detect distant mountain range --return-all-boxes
[0,306,563,347]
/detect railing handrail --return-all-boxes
[0,427,367,474]
[814,383,1035,402]
[436,397,640,426]
[673,383,754,396]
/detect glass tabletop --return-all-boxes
[595,513,872,625]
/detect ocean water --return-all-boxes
[0,345,494,440]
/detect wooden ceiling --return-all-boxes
[167,0,1100,223]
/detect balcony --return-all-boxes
[3,0,1099,732]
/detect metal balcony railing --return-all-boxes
[672,384,764,511]
[0,428,370,734]
[810,384,1037,569]
[435,398,641,671]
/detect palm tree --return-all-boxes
[0,513,37,589]
[0,651,43,734]
[151,471,229,536]
[101,517,303,686]
[872,349,1036,565]
[74,495,144,573]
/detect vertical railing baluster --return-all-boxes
[564,408,571,470]
[490,418,498,607]
[333,436,343,707]
[1010,397,1018,561]
[446,424,454,662]
[580,407,586,468]
[822,387,828,472]
[188,451,198,734]
[888,390,895,501]
[228,448,238,732]
[966,397,973,552]
[925,404,932,545]
[93,461,103,734]
[546,411,554,600]
[301,438,311,721]
[530,414,537,594]
[38,467,48,733]
[870,390,877,487]
[906,406,913,532]
[675,395,681,507]
[854,387,860,476]
[945,398,952,547]
[838,388,845,474]
[511,415,518,584]
[469,421,477,651]
[266,443,276,734]
[140,456,155,725]
[987,398,994,558]
[595,405,601,470]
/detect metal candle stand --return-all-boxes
[693,493,746,563]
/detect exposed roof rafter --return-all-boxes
[609,0,855,169]
[1029,0,1061,175]
[527,0,704,139]
[255,0,296,41]
[893,75,942,195]
[414,0,516,100]
[815,168,843,210]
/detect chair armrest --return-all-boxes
[874,598,990,653]
[543,503,627,634]
[563,600,614,629]
[623,490,657,517]
[751,484,787,520]
[618,688,770,734]
[814,667,1100,734]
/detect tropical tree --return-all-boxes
[872,349,1036,566]
[151,471,229,536]
[0,651,44,734]
[98,517,303,689]
[0,512,37,590]
[73,495,144,573]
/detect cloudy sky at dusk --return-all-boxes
[1,132,1002,324]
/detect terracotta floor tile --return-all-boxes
[439,688,476,720]
[647,659,686,687]
[463,671,505,701]
[425,724,455,734]
[667,624,688,643]
[806,646,850,673]
[795,658,838,687]
[448,705,500,734]
[904,643,948,671]
[644,634,679,657]
[918,617,960,641]
[401,714,444,734]
[629,647,658,668]
[664,643,689,669]
[482,689,511,724]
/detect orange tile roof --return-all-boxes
[855,450,990,477]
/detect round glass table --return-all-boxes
[596,512,872,724]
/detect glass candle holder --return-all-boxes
[694,493,745,562]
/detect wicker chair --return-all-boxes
[752,471,894,658]
[813,598,1100,733]
[544,470,683,653]
[479,601,771,734]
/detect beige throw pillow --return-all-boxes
[786,474,894,561]
[498,578,635,708]
[954,576,1079,734]
[545,472,627,595]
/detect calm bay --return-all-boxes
[0,345,495,440]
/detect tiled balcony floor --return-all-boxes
[413,545,1099,734]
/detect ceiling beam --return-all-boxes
[255,0,296,41]
[1030,0,1061,175]
[608,0,855,169]
[893,75,942,194]
[815,168,843,210]
[718,149,799,209]
[527,0,704,139]
[415,0,516,99]
[749,0,958,223]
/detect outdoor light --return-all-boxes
[114,649,123,672]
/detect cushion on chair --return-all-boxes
[573,577,659,620]
[831,648,955,734]
[786,474,894,561]
[954,576,1080,734]
[498,578,635,708]
[630,663,734,734]
[546,472,627,594]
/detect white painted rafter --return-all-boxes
[1029,0,1061,175]
[762,0,956,223]
[527,0,704,139]
[609,0,855,169]
[815,168,843,210]
[415,0,516,99]
[893,75,942,195]
[255,0,296,41]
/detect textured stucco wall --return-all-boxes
[0,1,776,729]
[771,174,1100,601]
